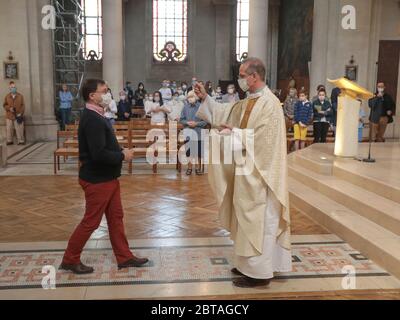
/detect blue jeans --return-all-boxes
[60,108,72,131]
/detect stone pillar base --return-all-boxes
[0,116,59,143]
[0,143,6,167]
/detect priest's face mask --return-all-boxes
[238,64,257,92]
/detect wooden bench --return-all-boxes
[54,148,79,174]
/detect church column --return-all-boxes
[267,0,280,89]
[310,0,330,93]
[102,0,124,96]
[214,0,236,81]
[248,0,269,68]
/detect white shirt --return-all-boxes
[145,101,171,124]
[159,87,173,102]
[104,100,117,119]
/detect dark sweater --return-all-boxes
[294,100,313,125]
[79,108,124,183]
[368,93,395,124]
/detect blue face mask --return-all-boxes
[10,88,17,94]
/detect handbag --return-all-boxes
[16,115,24,124]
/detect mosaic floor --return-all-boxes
[1,235,399,300]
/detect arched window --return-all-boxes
[81,0,102,60]
[153,0,188,63]
[236,0,249,62]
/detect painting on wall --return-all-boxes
[4,62,19,80]
[278,0,314,97]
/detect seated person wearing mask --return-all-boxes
[180,91,208,176]
[145,91,171,125]
[222,84,240,103]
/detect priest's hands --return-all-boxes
[218,123,233,135]
[122,148,134,162]
[194,83,207,102]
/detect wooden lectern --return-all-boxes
[328,78,374,158]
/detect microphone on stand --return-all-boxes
[362,123,376,163]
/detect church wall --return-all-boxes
[310,0,400,139]
[124,0,228,93]
[0,0,58,142]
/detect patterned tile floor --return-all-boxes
[1,235,399,299]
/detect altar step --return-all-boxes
[288,144,400,279]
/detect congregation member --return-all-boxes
[104,88,117,126]
[175,86,186,103]
[313,89,333,143]
[134,82,147,108]
[214,86,223,103]
[368,82,395,143]
[3,81,25,145]
[159,79,173,103]
[124,81,134,106]
[293,90,313,150]
[283,87,298,132]
[312,85,328,103]
[222,84,240,103]
[168,92,185,122]
[205,81,216,98]
[194,57,292,288]
[117,91,132,121]
[181,81,189,96]
[59,84,74,131]
[187,77,198,93]
[60,79,148,274]
[171,81,178,93]
[145,91,171,125]
[180,91,208,176]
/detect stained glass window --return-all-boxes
[153,0,188,62]
[82,0,102,60]
[236,0,249,62]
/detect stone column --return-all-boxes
[248,0,269,68]
[26,0,58,141]
[267,0,280,88]
[102,0,124,97]
[213,0,236,81]
[310,0,330,93]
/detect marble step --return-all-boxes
[333,160,400,204]
[288,159,400,236]
[289,177,400,280]
[291,148,334,175]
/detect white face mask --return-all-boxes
[188,98,196,104]
[154,96,160,102]
[377,88,384,93]
[238,78,249,92]
[100,92,112,108]
[227,88,235,94]
[182,85,187,90]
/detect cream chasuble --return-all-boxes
[196,86,292,278]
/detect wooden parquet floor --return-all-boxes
[0,175,327,243]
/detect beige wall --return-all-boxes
[310,0,400,139]
[0,0,57,142]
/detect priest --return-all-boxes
[194,57,292,288]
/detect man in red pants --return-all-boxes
[60,79,148,274]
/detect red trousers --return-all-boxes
[62,179,134,265]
